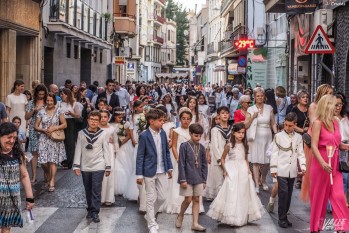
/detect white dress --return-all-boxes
[110,121,133,195]
[101,126,118,203]
[207,143,264,226]
[159,127,205,214]
[248,104,273,164]
[5,93,28,132]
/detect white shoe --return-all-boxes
[149,226,158,233]
[262,183,269,191]
[255,187,260,194]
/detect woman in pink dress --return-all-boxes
[301,84,333,202]
[310,94,349,232]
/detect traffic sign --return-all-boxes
[238,56,247,67]
[305,25,335,54]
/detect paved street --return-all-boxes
[10,166,330,233]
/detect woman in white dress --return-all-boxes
[187,96,208,145]
[5,80,28,132]
[207,123,264,226]
[246,88,277,193]
[110,107,133,196]
[99,110,119,205]
[124,100,147,212]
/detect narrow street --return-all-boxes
[12,167,316,233]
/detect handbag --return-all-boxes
[49,105,65,142]
[302,133,311,147]
[339,160,349,173]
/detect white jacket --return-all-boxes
[270,130,306,178]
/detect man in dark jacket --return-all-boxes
[95,79,120,112]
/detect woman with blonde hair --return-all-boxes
[246,87,277,193]
[301,84,333,202]
[309,94,349,232]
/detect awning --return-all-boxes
[214,65,225,72]
[155,73,189,79]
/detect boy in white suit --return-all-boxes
[270,112,306,228]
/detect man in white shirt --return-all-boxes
[270,112,306,229]
[114,81,130,108]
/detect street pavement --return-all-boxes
[12,167,330,233]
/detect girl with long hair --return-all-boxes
[25,84,48,184]
[301,84,333,202]
[207,123,263,226]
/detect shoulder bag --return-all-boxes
[49,106,65,142]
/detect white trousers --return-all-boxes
[144,173,168,229]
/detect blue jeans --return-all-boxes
[81,170,105,215]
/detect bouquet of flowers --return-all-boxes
[137,113,147,134]
[117,121,127,146]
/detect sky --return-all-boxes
[174,0,206,12]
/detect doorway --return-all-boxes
[80,48,91,85]
[44,46,54,87]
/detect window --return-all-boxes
[168,30,170,41]
[66,43,71,58]
[145,46,150,61]
[94,51,97,62]
[74,45,79,59]
[100,51,103,64]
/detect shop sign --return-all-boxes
[246,49,267,89]
[286,0,317,15]
[115,56,125,64]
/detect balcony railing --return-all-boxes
[156,15,166,24]
[222,0,233,13]
[219,40,233,53]
[114,14,136,36]
[154,36,164,44]
[49,0,108,40]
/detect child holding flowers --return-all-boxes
[110,107,132,196]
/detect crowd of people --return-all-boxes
[0,79,349,233]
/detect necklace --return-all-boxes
[188,141,200,168]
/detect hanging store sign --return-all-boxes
[115,56,125,64]
[286,0,318,15]
[228,63,239,75]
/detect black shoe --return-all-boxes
[86,212,92,220]
[92,214,100,223]
[278,220,288,228]
[286,220,292,227]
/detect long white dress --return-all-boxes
[207,143,264,226]
[101,126,118,203]
[247,104,272,164]
[5,93,28,132]
[110,121,133,195]
[159,127,205,214]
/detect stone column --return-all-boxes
[0,29,17,102]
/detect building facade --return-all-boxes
[42,0,113,87]
[0,0,41,101]
[161,19,177,74]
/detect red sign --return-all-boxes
[305,25,335,54]
[234,39,255,49]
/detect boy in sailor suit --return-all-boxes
[270,112,306,228]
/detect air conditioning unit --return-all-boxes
[118,47,130,57]
[314,9,333,36]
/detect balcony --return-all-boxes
[219,40,233,53]
[156,15,166,24]
[264,0,286,13]
[207,42,218,56]
[154,36,164,45]
[114,13,136,37]
[221,0,234,16]
[155,0,165,7]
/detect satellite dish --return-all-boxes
[184,30,188,36]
